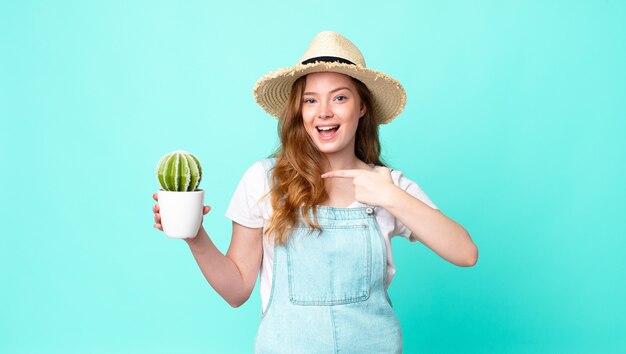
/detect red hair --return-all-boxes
[265,74,383,244]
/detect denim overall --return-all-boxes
[255,162,403,353]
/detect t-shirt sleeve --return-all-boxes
[225,161,268,229]
[391,169,439,242]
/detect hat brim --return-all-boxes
[253,62,406,124]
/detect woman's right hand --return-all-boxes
[152,192,211,232]
[152,192,263,307]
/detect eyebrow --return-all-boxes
[302,87,352,96]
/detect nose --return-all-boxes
[318,101,334,119]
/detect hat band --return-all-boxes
[301,56,355,65]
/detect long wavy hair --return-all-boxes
[265,74,384,245]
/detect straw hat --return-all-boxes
[253,31,406,124]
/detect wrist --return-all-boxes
[379,184,405,210]
[185,225,207,246]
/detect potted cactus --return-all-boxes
[156,150,204,239]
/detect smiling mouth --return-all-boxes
[316,125,340,141]
[316,125,340,132]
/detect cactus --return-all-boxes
[156,150,202,191]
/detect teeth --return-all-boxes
[318,125,339,131]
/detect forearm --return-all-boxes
[184,226,251,307]
[383,188,478,267]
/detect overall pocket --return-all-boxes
[286,224,372,305]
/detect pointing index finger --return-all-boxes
[321,169,363,179]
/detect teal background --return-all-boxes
[1,0,625,353]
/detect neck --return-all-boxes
[323,149,363,172]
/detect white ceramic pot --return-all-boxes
[157,189,204,239]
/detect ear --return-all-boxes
[359,102,367,118]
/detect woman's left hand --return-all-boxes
[322,167,399,207]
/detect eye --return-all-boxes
[303,98,316,104]
[335,95,348,102]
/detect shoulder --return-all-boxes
[386,167,438,210]
[242,158,276,179]
[390,168,413,184]
[385,167,413,187]
[368,164,414,187]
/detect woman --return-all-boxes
[152,31,478,353]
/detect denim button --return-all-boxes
[366,207,374,215]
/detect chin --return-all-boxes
[315,142,349,155]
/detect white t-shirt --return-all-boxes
[225,159,438,314]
